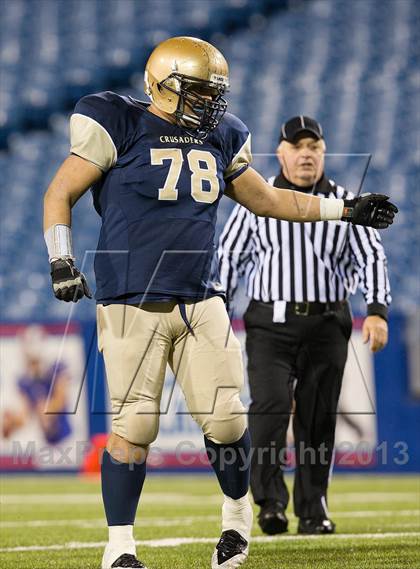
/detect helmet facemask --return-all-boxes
[159,73,228,140]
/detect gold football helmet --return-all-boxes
[144,36,229,139]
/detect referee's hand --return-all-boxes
[50,257,92,302]
[362,315,388,352]
[342,194,398,229]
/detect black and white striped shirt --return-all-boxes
[218,173,391,318]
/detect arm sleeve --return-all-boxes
[223,116,252,183]
[217,204,254,306]
[348,224,391,320]
[70,92,129,172]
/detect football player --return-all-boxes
[2,325,71,445]
[43,37,397,569]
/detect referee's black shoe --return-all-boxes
[258,501,288,535]
[297,517,336,535]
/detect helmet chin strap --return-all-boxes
[175,95,204,131]
[176,115,210,140]
[178,112,201,128]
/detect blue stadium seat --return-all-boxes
[0,0,418,319]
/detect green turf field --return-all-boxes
[0,474,419,569]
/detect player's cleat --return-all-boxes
[110,554,147,568]
[212,494,252,568]
[258,501,288,535]
[212,529,249,568]
[297,517,336,535]
[102,545,147,569]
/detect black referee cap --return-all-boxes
[279,115,323,143]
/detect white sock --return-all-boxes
[222,494,253,541]
[108,525,136,554]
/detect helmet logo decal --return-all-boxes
[209,73,229,88]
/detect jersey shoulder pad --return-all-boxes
[221,111,249,133]
[218,112,252,182]
[70,91,146,171]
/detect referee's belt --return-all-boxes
[289,300,346,316]
[257,300,346,316]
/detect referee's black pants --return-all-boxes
[244,299,353,519]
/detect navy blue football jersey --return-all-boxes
[70,91,252,303]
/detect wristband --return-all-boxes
[319,198,344,221]
[44,224,74,262]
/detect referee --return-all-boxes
[218,116,391,535]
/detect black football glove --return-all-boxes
[50,258,92,302]
[341,194,398,229]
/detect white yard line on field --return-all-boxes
[0,515,219,529]
[0,510,419,529]
[1,532,420,553]
[0,493,223,505]
[1,491,418,505]
[330,492,419,503]
[333,509,420,518]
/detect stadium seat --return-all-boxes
[0,0,418,319]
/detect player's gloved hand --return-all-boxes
[341,194,398,229]
[50,257,92,302]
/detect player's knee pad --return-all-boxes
[113,399,160,447]
[198,397,247,445]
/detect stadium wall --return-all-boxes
[1,314,419,474]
